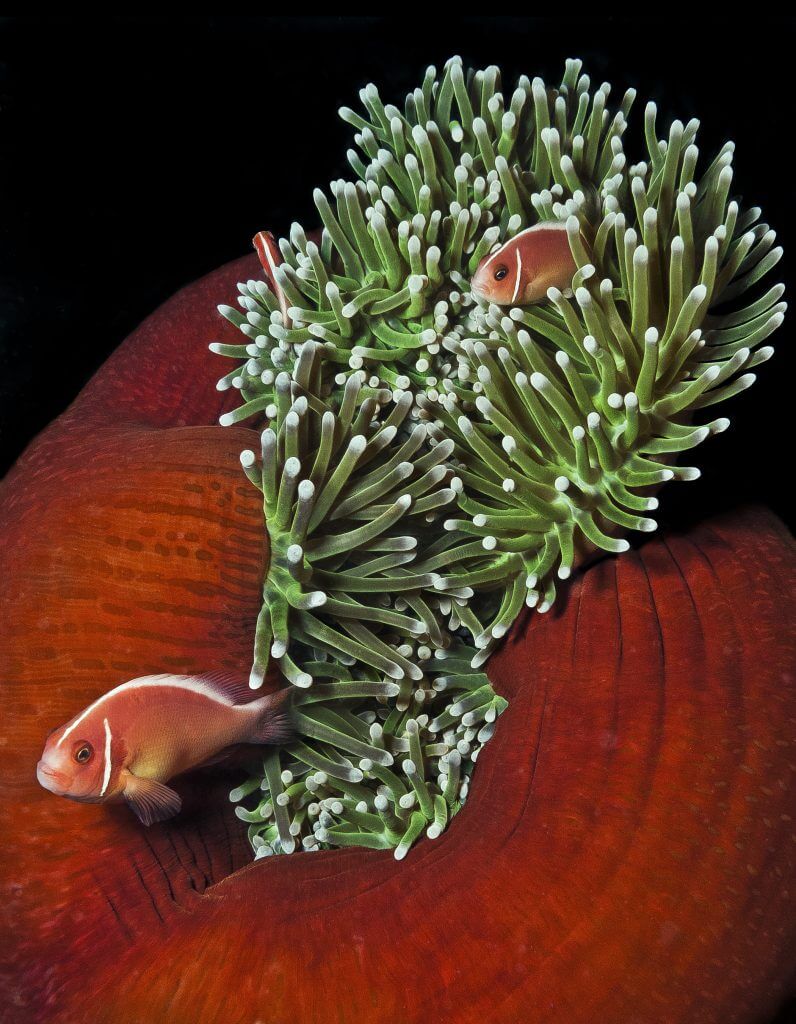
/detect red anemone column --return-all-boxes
[1,256,794,1024]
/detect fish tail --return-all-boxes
[248,687,295,746]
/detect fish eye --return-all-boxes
[494,265,509,281]
[73,742,93,765]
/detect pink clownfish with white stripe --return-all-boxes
[252,229,291,327]
[36,673,293,826]
[470,222,577,306]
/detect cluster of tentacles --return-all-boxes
[212,56,784,858]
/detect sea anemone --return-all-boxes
[213,57,784,858]
[1,48,792,1024]
[2,254,793,1024]
[233,340,506,856]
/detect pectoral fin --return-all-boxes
[122,772,182,826]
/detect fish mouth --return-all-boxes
[469,281,490,305]
[36,761,69,795]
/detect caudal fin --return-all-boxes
[248,687,295,745]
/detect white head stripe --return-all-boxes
[511,248,523,305]
[57,674,235,747]
[262,236,279,279]
[482,243,507,271]
[100,718,113,797]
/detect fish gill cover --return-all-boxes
[211,56,784,859]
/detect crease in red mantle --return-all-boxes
[1,256,794,1024]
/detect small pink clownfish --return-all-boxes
[252,229,291,327]
[36,673,293,826]
[470,222,577,306]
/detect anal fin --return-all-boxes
[123,772,182,826]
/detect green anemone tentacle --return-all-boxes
[213,56,784,859]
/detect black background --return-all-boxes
[0,16,794,1021]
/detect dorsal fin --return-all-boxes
[192,671,271,706]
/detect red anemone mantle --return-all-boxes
[1,256,794,1024]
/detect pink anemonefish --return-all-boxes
[253,229,291,327]
[36,673,293,826]
[470,222,577,306]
